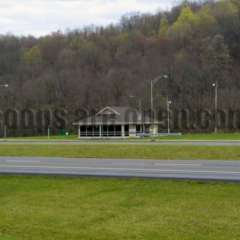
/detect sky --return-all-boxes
[0,0,181,37]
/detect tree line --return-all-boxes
[0,0,240,134]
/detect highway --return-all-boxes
[1,157,240,181]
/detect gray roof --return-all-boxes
[73,106,159,126]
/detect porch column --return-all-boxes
[121,125,125,137]
[99,125,102,138]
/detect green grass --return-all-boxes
[0,175,240,240]
[0,144,240,160]
[8,135,78,140]
[157,133,240,141]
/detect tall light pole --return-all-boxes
[150,74,168,118]
[212,81,218,133]
[150,74,169,136]
[0,83,9,138]
[167,96,172,135]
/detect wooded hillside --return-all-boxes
[0,0,240,133]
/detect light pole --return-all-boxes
[150,74,168,118]
[150,74,169,136]
[212,81,218,133]
[167,96,172,135]
[0,83,9,138]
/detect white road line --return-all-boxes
[0,164,240,175]
[5,160,41,164]
[154,163,202,167]
[109,163,202,167]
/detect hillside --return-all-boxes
[0,0,239,133]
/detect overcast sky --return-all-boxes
[0,0,181,37]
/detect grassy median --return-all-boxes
[0,176,239,240]
[0,144,240,160]
[7,133,240,141]
[156,133,240,140]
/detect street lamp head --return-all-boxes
[0,84,8,88]
[212,83,216,87]
[162,74,169,79]
[152,74,169,84]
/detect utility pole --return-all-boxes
[212,81,218,133]
[167,96,172,135]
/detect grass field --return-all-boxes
[0,176,239,240]
[8,135,79,140]
[0,144,240,160]
[156,133,240,140]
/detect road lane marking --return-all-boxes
[5,160,41,164]
[109,162,202,167]
[154,163,202,167]
[0,165,240,175]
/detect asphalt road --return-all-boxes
[1,157,240,181]
[1,140,240,146]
